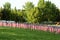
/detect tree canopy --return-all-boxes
[0,0,60,23]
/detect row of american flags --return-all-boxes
[0,21,60,34]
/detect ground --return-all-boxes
[0,26,60,40]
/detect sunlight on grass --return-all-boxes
[1,32,17,36]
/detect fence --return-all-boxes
[0,21,60,34]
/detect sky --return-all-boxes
[0,0,60,9]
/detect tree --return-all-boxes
[43,1,59,21]
[0,7,3,20]
[23,2,36,23]
[23,2,34,10]
[16,9,26,22]
[38,0,45,8]
[38,0,60,22]
[24,7,42,23]
[0,0,60,24]
[1,2,11,20]
[3,2,11,9]
[23,1,44,23]
[11,7,26,22]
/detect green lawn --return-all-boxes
[0,27,60,40]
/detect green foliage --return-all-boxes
[38,0,45,8]
[0,7,3,20]
[11,7,25,22]
[23,2,34,10]
[1,2,11,20]
[41,1,60,21]
[24,7,42,23]
[16,10,26,22]
[25,8,37,23]
[3,2,11,9]
[0,0,60,23]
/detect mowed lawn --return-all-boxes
[0,27,60,40]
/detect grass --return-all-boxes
[0,26,60,40]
